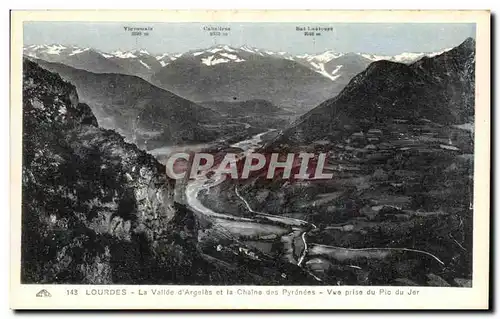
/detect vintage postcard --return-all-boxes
[10,10,490,310]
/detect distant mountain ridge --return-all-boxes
[28,57,219,148]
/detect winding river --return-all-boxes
[183,129,319,276]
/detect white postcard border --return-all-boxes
[9,9,491,310]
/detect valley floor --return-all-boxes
[171,120,474,286]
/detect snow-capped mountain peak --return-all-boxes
[44,44,67,55]
[296,50,343,63]
[240,45,256,53]
[155,52,183,67]
[359,53,392,61]
[102,48,156,59]
[23,44,69,57]
[111,50,137,59]
[360,48,453,63]
[68,47,90,56]
[221,45,236,52]
[166,45,247,66]
[201,55,230,66]
[200,51,245,66]
[155,53,173,60]
[311,51,344,63]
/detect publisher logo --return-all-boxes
[36,289,52,297]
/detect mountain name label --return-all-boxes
[123,26,153,37]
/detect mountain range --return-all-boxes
[23,43,449,78]
[24,44,451,112]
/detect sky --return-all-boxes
[23,22,476,55]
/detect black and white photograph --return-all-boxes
[9,9,491,310]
